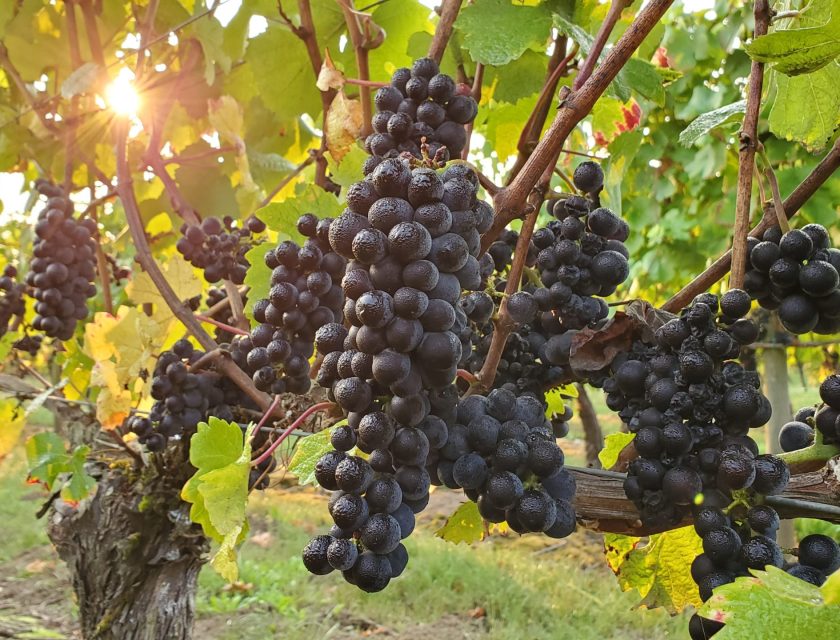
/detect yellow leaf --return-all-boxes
[211,523,243,582]
[209,96,245,149]
[317,49,345,92]
[0,399,25,461]
[325,91,363,162]
[608,526,703,614]
[126,259,202,325]
[90,359,132,429]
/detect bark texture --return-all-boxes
[47,456,207,640]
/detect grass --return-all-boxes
[196,491,689,640]
[0,373,825,639]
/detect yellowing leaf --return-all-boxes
[126,259,202,325]
[209,96,245,149]
[607,526,703,614]
[0,399,25,461]
[435,501,484,545]
[316,49,345,92]
[599,432,636,469]
[182,419,254,582]
[325,91,363,162]
[90,359,132,429]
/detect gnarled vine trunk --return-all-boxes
[47,456,207,640]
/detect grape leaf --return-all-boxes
[456,0,553,66]
[599,432,636,469]
[61,63,100,99]
[126,259,203,326]
[182,418,255,582]
[823,568,840,605]
[699,566,840,639]
[190,14,232,85]
[607,525,703,614]
[327,145,368,191]
[25,432,96,504]
[288,427,334,486]
[744,0,840,76]
[768,65,840,151]
[243,242,273,321]
[604,532,640,572]
[678,100,746,147]
[0,398,25,462]
[485,49,548,105]
[435,500,484,545]
[324,91,363,162]
[256,184,343,244]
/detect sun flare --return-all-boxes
[104,73,140,117]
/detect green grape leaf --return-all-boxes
[485,49,548,105]
[679,100,746,147]
[435,500,484,545]
[699,566,840,639]
[823,568,840,605]
[327,145,370,191]
[607,525,703,614]
[598,432,636,469]
[182,418,254,582]
[622,58,667,106]
[243,242,273,322]
[25,433,96,505]
[744,0,840,76]
[287,427,334,486]
[26,432,73,490]
[190,14,232,85]
[768,65,840,151]
[456,0,553,66]
[257,184,343,244]
[246,25,322,123]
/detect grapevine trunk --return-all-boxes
[47,460,206,640]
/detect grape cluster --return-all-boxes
[437,388,577,537]
[176,215,266,284]
[595,291,778,528]
[12,333,43,356]
[743,224,840,334]
[0,265,25,337]
[230,214,347,396]
[128,339,248,450]
[26,180,97,340]
[365,57,478,169]
[301,159,492,591]
[534,197,629,333]
[689,504,840,639]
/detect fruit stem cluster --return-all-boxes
[729,0,771,290]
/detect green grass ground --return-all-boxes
[0,451,688,640]
[0,377,822,639]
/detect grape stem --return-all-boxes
[757,144,791,233]
[662,136,840,312]
[573,0,633,91]
[223,280,249,331]
[115,119,276,413]
[473,204,540,392]
[484,0,676,253]
[427,0,463,64]
[337,0,374,137]
[506,36,578,186]
[277,1,337,187]
[194,314,250,337]
[461,63,484,162]
[251,402,335,467]
[729,0,771,290]
[456,369,477,384]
